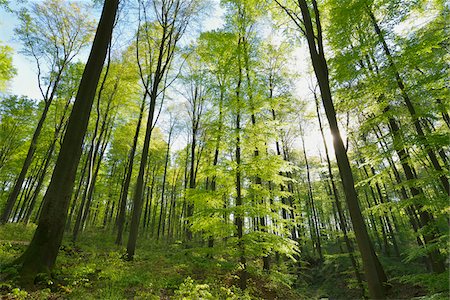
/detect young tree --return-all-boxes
[0,0,95,224]
[126,0,200,260]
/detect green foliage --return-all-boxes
[1,0,449,299]
[0,223,36,242]
[174,277,214,299]
[397,272,449,294]
[0,95,36,175]
[0,42,16,91]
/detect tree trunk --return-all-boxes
[157,125,173,240]
[367,7,449,195]
[295,0,387,297]
[235,34,247,290]
[126,72,161,259]
[115,94,146,244]
[1,101,51,224]
[300,123,323,261]
[16,0,119,283]
[66,150,89,231]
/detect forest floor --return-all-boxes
[0,224,448,299]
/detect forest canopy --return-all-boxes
[0,0,448,299]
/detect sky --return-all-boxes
[0,0,335,158]
[0,8,42,99]
[0,0,225,99]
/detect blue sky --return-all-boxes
[0,0,225,100]
[0,0,333,155]
[0,7,42,99]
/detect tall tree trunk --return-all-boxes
[185,125,198,242]
[79,126,111,233]
[143,165,156,231]
[72,143,96,241]
[367,7,449,195]
[115,93,146,245]
[207,87,224,249]
[126,70,161,260]
[300,123,323,261]
[243,32,271,271]
[16,0,119,283]
[157,125,173,240]
[294,0,387,297]
[66,150,89,231]
[235,35,247,290]
[167,169,179,240]
[1,101,51,224]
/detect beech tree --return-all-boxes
[274,0,388,298]
[0,0,95,224]
[126,0,200,260]
[0,0,447,298]
[15,0,119,283]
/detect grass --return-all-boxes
[0,225,303,299]
[0,224,448,299]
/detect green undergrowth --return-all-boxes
[0,224,302,299]
[0,224,448,299]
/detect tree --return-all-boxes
[325,0,448,273]
[275,0,388,298]
[15,0,119,283]
[0,0,95,224]
[126,0,200,260]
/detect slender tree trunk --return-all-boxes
[66,151,89,231]
[367,7,449,195]
[13,173,34,222]
[72,144,95,241]
[294,1,387,297]
[300,123,323,261]
[143,166,156,231]
[157,125,173,241]
[79,127,111,233]
[207,87,224,249]
[116,93,146,245]
[167,169,179,240]
[185,126,198,242]
[1,101,51,224]
[146,169,156,229]
[126,74,161,259]
[126,0,183,255]
[235,35,247,290]
[243,35,272,271]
